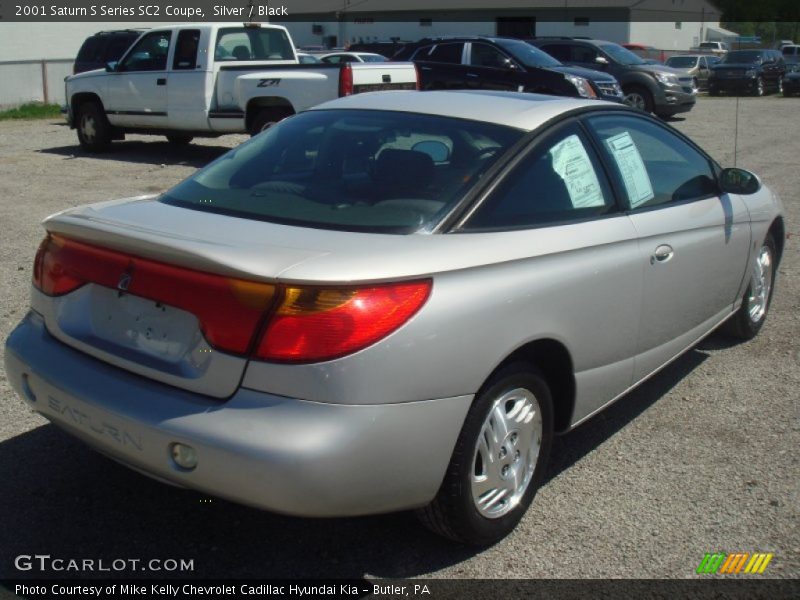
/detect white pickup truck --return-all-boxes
[65,23,418,151]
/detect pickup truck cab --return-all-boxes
[65,23,418,151]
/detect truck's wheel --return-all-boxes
[76,101,112,152]
[249,108,292,136]
[165,135,194,145]
[416,361,553,545]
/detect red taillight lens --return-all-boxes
[339,63,353,96]
[31,235,275,355]
[31,235,431,362]
[256,281,431,362]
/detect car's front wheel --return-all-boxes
[417,362,553,545]
[723,233,777,340]
[623,85,654,113]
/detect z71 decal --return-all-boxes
[258,79,282,87]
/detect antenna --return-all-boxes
[733,95,740,167]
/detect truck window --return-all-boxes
[470,43,512,69]
[215,27,294,62]
[119,31,172,72]
[173,29,200,70]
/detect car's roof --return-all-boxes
[310,90,619,131]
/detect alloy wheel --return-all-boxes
[747,244,774,324]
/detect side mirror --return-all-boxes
[105,61,118,72]
[719,167,761,195]
[595,56,609,66]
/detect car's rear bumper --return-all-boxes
[4,312,471,517]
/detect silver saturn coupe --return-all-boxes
[4,91,785,545]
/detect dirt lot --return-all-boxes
[0,96,798,581]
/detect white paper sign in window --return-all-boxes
[605,131,654,208]
[548,134,604,208]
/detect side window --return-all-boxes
[173,30,200,70]
[464,124,615,230]
[321,55,341,64]
[539,44,571,62]
[427,43,464,64]
[76,37,103,63]
[119,31,172,72]
[470,43,512,69]
[571,45,598,63]
[104,35,138,63]
[586,115,717,210]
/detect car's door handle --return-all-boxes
[651,244,674,264]
[157,78,166,86]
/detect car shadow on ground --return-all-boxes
[0,348,708,580]
[38,141,233,170]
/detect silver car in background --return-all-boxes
[4,91,785,545]
[665,54,721,90]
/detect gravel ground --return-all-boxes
[0,96,797,582]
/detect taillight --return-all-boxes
[31,235,430,362]
[414,63,421,91]
[31,235,276,355]
[339,63,353,96]
[255,281,431,362]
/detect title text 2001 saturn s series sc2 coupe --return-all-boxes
[4,91,785,544]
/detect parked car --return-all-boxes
[530,37,695,117]
[65,23,417,151]
[664,54,720,90]
[320,52,388,63]
[5,90,784,545]
[697,41,729,55]
[73,29,146,74]
[393,36,624,103]
[782,62,800,96]
[708,49,786,96]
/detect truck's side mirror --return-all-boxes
[105,61,118,72]
[719,168,761,195]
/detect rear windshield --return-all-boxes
[214,27,294,61]
[722,51,763,64]
[77,37,103,62]
[665,56,698,68]
[160,109,524,233]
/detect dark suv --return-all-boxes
[708,49,786,96]
[529,37,696,117]
[74,29,146,74]
[392,37,624,103]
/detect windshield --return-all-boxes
[360,54,388,62]
[721,51,763,64]
[214,27,294,61]
[497,39,562,67]
[665,56,698,68]
[161,110,524,234]
[600,43,647,66]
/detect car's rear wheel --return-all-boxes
[76,101,112,152]
[416,362,553,545]
[723,233,777,340]
[623,85,654,113]
[165,135,194,145]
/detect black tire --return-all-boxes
[165,134,193,145]
[249,107,293,136]
[416,361,554,545]
[76,100,112,152]
[622,85,654,114]
[722,233,777,340]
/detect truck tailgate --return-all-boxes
[350,62,418,93]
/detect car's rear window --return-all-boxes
[76,36,103,62]
[160,109,524,233]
